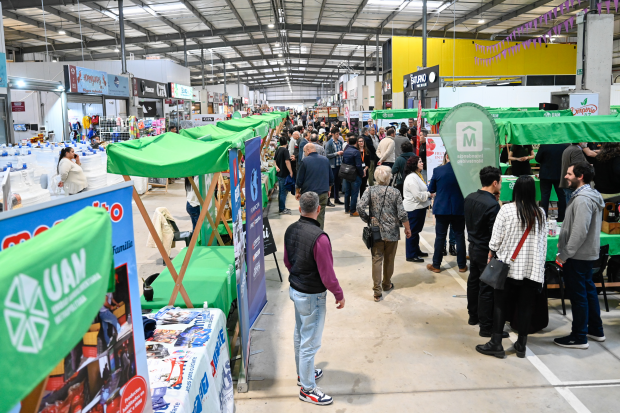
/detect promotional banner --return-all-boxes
[64,65,109,94]
[107,74,131,98]
[439,103,500,197]
[169,83,193,100]
[191,114,226,127]
[426,134,447,182]
[0,52,7,89]
[0,183,151,413]
[244,137,267,327]
[132,77,168,99]
[229,150,250,382]
[569,93,599,116]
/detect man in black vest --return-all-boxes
[284,192,345,406]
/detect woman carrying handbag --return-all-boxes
[476,176,547,358]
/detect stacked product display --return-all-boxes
[79,148,108,190]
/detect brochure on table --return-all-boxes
[0,182,151,413]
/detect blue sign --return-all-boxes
[244,137,267,327]
[0,53,7,89]
[106,74,130,97]
[64,65,109,95]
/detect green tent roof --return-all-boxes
[247,114,278,129]
[217,117,270,137]
[107,132,242,177]
[179,124,254,142]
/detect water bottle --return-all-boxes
[202,301,209,316]
[548,219,557,237]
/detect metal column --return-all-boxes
[421,0,428,108]
[376,34,379,82]
[364,44,367,86]
[237,70,240,97]
[118,0,127,74]
[61,91,68,142]
[183,37,187,67]
[201,47,205,89]
[224,61,227,94]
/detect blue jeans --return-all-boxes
[289,287,326,391]
[186,202,201,231]
[564,259,604,341]
[564,188,574,206]
[278,177,288,212]
[406,208,427,259]
[99,309,121,346]
[343,176,362,213]
[433,215,466,269]
[446,226,456,247]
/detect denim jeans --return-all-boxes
[406,208,427,259]
[278,176,288,212]
[343,175,362,213]
[433,215,466,269]
[564,259,604,341]
[289,287,327,390]
[564,188,574,207]
[330,166,341,200]
[99,309,121,346]
[186,202,201,231]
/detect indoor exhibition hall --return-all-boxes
[1,0,620,412]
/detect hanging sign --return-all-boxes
[64,65,109,94]
[11,102,25,112]
[191,113,226,126]
[0,52,7,89]
[169,83,193,100]
[569,93,599,116]
[106,74,130,98]
[404,65,440,92]
[132,77,168,99]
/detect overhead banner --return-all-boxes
[64,65,109,94]
[0,52,7,89]
[0,183,151,413]
[191,113,226,127]
[439,103,500,197]
[169,83,193,100]
[244,137,267,327]
[132,77,168,99]
[107,74,131,98]
[569,93,598,116]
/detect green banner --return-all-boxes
[439,103,500,198]
[0,207,114,413]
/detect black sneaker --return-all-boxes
[554,335,589,349]
[449,244,457,256]
[327,200,335,207]
[418,252,429,257]
[442,246,447,256]
[480,330,509,338]
[297,369,323,386]
[407,257,424,263]
[279,209,291,215]
[587,333,606,342]
[468,315,479,325]
[299,387,333,405]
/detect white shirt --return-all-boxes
[403,173,431,212]
[489,203,547,284]
[58,158,87,195]
[376,137,395,163]
[186,176,200,207]
[288,137,298,155]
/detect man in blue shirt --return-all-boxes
[296,144,334,229]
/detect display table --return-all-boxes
[141,246,236,313]
[546,231,620,262]
[500,175,558,202]
[261,166,277,208]
[146,308,233,413]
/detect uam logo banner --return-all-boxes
[456,122,483,152]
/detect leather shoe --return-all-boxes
[327,200,335,207]
[468,315,479,325]
[479,330,509,339]
[442,246,447,256]
[449,244,457,256]
[407,257,424,263]
[350,211,359,217]
[418,252,429,257]
[476,333,506,358]
[459,265,468,273]
[426,264,441,273]
[335,199,344,205]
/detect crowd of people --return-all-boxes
[278,110,617,406]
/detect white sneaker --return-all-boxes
[299,387,333,405]
[297,368,323,386]
[587,333,606,342]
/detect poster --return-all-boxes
[0,52,7,89]
[191,114,225,127]
[0,182,151,413]
[64,65,109,95]
[106,75,130,98]
[425,134,446,183]
[569,93,598,116]
[244,137,267,327]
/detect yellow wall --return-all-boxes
[391,36,577,94]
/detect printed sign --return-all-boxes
[456,121,483,152]
[132,77,168,99]
[140,101,158,118]
[404,65,440,92]
[191,113,226,127]
[426,134,446,182]
[569,93,598,116]
[169,83,193,100]
[64,65,109,94]
[0,52,7,89]
[11,102,25,112]
[106,74,130,98]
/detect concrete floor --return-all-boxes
[133,181,620,413]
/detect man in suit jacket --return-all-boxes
[427,154,467,273]
[536,144,569,222]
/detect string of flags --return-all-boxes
[473,0,618,66]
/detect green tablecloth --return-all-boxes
[500,175,558,202]
[546,232,620,261]
[141,246,236,313]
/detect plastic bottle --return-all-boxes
[202,301,209,315]
[548,219,557,237]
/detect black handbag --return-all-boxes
[339,163,358,182]
[362,186,389,249]
[480,224,532,290]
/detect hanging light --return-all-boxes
[275,42,280,47]
[114,46,120,52]
[59,29,66,35]
[278,53,283,57]
[478,19,485,24]
[268,22,275,28]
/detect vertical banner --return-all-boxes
[426,134,447,182]
[0,182,151,413]
[244,137,268,327]
[438,103,500,197]
[229,149,250,382]
[416,100,423,156]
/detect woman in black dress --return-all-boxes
[509,144,535,176]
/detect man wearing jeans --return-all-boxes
[274,135,294,214]
[554,162,605,349]
[284,192,345,405]
[296,144,334,229]
[341,135,364,216]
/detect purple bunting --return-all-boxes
[564,20,569,32]
[565,0,570,10]
[544,13,548,24]
[578,0,581,5]
[569,16,574,28]
[615,0,619,12]
[570,0,574,8]
[534,18,537,29]
[503,50,507,58]
[606,0,610,13]
[560,2,565,14]
[553,7,558,18]
[597,2,602,13]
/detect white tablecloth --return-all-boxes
[145,308,234,413]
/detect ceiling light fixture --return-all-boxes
[278,53,283,57]
[435,1,452,14]
[268,22,275,28]
[114,47,120,52]
[478,19,485,24]
[59,29,66,35]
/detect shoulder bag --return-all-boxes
[339,163,358,182]
[362,186,390,249]
[480,223,533,290]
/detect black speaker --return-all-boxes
[539,102,559,110]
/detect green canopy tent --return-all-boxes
[0,207,114,413]
[179,124,254,146]
[217,117,270,137]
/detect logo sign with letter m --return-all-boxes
[456,122,483,152]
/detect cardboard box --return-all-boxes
[602,221,620,234]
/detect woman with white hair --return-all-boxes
[357,166,412,302]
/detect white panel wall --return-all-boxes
[265,85,321,107]
[11,90,64,142]
[206,83,250,98]
[439,86,573,108]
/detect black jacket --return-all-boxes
[285,216,328,294]
[363,134,379,163]
[593,156,620,194]
[464,189,500,251]
[342,145,364,178]
[535,144,569,180]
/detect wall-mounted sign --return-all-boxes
[228,95,234,105]
[169,83,193,100]
[0,53,6,89]
[382,81,392,94]
[404,65,440,92]
[64,65,108,94]
[132,77,168,99]
[106,74,130,98]
[11,102,25,112]
[191,113,225,126]
[243,97,249,105]
[139,101,158,117]
[569,93,598,116]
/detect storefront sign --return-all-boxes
[169,83,193,100]
[64,65,109,94]
[132,77,168,99]
[0,53,7,89]
[191,113,225,126]
[11,102,25,112]
[106,74,130,98]
[228,95,234,105]
[569,93,598,116]
[404,65,440,92]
